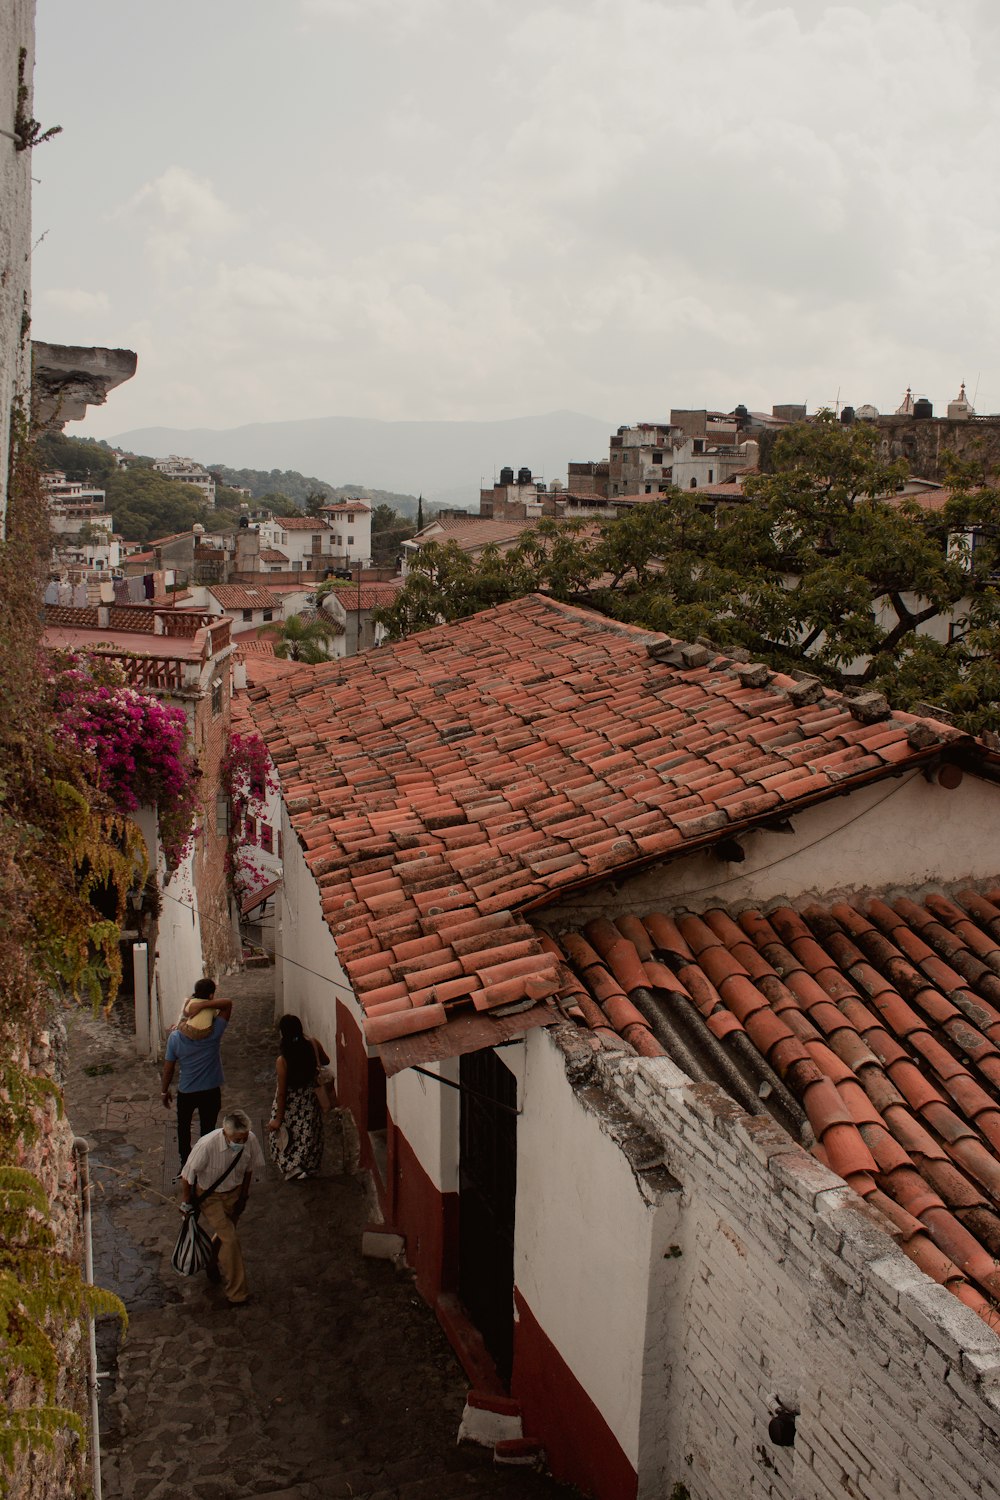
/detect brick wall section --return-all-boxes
[594,1049,1000,1500]
[6,1017,87,1498]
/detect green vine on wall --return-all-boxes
[0,408,128,1486]
[13,48,61,152]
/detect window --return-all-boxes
[242,609,252,621]
[261,824,274,853]
[277,830,283,859]
[347,513,355,523]
[215,795,229,837]
[347,535,354,545]
[645,485,652,494]
[693,440,704,454]
[262,609,273,622]
[279,532,288,545]
[245,815,256,842]
[689,477,698,489]
[652,452,663,464]
[708,469,714,483]
[211,677,222,716]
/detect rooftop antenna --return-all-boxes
[973,372,981,409]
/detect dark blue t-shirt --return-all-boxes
[164,1016,227,1092]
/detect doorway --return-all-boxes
[458,1048,517,1384]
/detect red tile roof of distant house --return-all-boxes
[408,517,536,551]
[249,593,978,1072]
[275,515,331,530]
[208,585,279,611]
[260,548,289,563]
[547,887,1000,1331]
[324,580,403,612]
[322,499,371,514]
[235,637,277,656]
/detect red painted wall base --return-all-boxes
[385,1113,458,1305]
[512,1288,637,1500]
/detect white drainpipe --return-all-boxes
[73,1137,102,1500]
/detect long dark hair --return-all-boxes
[279,1014,317,1090]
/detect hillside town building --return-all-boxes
[250,593,1000,1500]
[152,454,216,507]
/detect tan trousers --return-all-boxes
[197,1186,249,1303]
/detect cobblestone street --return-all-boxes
[64,969,575,1500]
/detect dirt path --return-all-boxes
[64,969,575,1500]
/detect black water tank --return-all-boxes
[517,466,532,484]
[499,466,514,485]
[914,397,933,420]
[840,406,855,425]
[734,404,749,427]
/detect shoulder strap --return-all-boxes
[194,1147,244,1207]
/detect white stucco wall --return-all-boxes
[541,767,1000,928]
[0,4,34,533]
[387,1058,461,1193]
[516,1027,681,1473]
[275,814,355,1064]
[135,805,203,1037]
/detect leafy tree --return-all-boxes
[377,418,1000,733]
[36,432,117,484]
[370,503,415,567]
[263,612,342,663]
[103,468,209,544]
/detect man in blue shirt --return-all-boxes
[161,978,233,1173]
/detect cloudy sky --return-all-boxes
[30,0,1000,437]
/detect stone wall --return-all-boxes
[0,1,35,533]
[875,416,1000,483]
[4,1016,88,1499]
[595,1047,1000,1500]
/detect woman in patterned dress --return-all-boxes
[266,1014,328,1180]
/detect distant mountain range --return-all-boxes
[111,410,615,509]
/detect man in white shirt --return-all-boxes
[179,1109,265,1306]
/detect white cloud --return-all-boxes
[119,167,239,273]
[31,0,1000,434]
[41,288,110,316]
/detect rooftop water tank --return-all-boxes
[840,406,855,425]
[517,466,532,485]
[914,397,933,420]
[499,466,514,485]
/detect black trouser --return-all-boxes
[176,1087,221,1166]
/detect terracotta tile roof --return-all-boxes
[408,518,536,550]
[234,637,277,656]
[275,515,331,531]
[322,500,371,514]
[260,548,289,562]
[548,887,1000,1331]
[208,585,277,611]
[249,594,976,1070]
[324,581,403,612]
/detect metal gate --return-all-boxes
[458,1048,517,1384]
